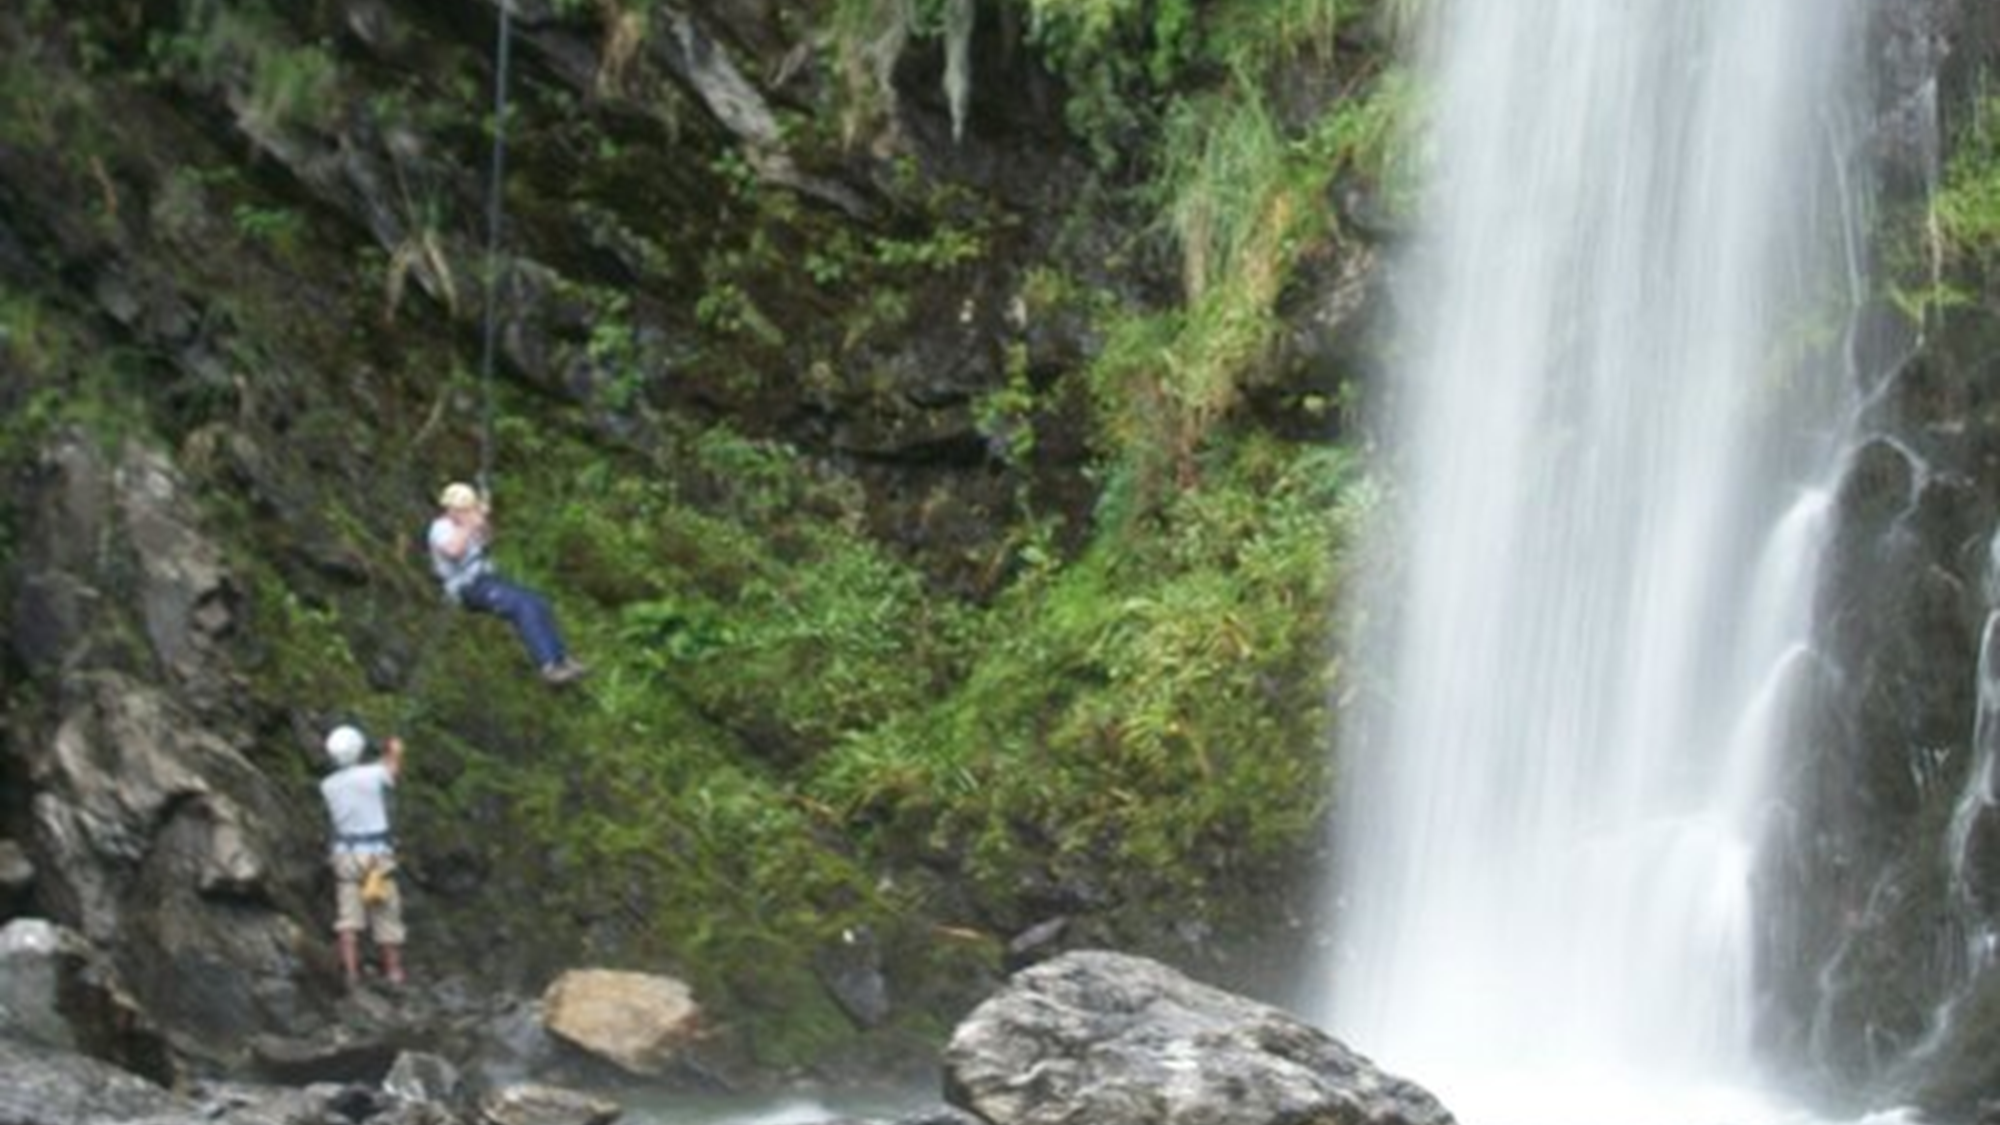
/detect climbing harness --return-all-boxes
[359,859,396,907]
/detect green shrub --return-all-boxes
[1935,93,2000,271]
[810,437,1372,909]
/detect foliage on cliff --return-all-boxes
[0,0,1406,1070]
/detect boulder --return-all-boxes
[479,1083,621,1125]
[385,1050,465,1106]
[0,917,175,1085]
[0,1035,185,1125]
[944,950,1455,1125]
[815,925,890,1029]
[248,1029,404,1087]
[540,969,701,1078]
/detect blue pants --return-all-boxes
[460,576,567,670]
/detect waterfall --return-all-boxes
[1317,1,1868,1121]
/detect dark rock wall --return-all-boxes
[1756,0,2000,1113]
[0,0,1105,1070]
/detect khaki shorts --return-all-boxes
[332,851,406,946]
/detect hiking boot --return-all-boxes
[541,658,589,686]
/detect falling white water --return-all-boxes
[1319,1,1868,1122]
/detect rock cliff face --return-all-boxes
[1750,0,2000,1113]
[0,0,1118,1075]
[11,435,329,1058]
[2,0,2000,1114]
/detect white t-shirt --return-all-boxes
[427,515,493,601]
[320,762,396,854]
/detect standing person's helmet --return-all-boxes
[325,725,367,767]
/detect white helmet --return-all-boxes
[325,725,367,767]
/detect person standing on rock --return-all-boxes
[427,480,588,687]
[319,724,406,989]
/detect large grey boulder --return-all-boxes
[944,950,1455,1125]
[0,918,175,1085]
[540,969,702,1078]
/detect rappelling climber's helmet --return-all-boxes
[325,725,367,768]
[439,481,482,511]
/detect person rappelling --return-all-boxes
[318,724,408,990]
[427,481,589,686]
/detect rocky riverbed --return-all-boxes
[2,935,1453,1125]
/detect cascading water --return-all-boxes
[1317,1,1870,1121]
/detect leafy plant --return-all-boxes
[233,202,306,255]
[1933,92,2000,271]
[150,3,342,136]
[809,437,1370,911]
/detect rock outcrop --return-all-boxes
[1742,0,2000,1112]
[11,435,329,1057]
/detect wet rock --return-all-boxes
[540,969,701,1078]
[478,1083,621,1125]
[1263,241,1386,439]
[1869,0,1949,197]
[385,1050,465,1107]
[460,996,564,1088]
[815,926,891,1029]
[944,950,1456,1125]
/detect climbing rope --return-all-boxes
[475,0,515,498]
[391,0,517,731]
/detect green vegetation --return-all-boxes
[229,375,1368,1064]
[1934,92,2000,269]
[147,1,343,135]
[217,0,1410,1066]
[1883,89,2000,326]
[0,0,1414,1074]
[811,437,1369,900]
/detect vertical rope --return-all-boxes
[396,0,513,732]
[476,0,515,498]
